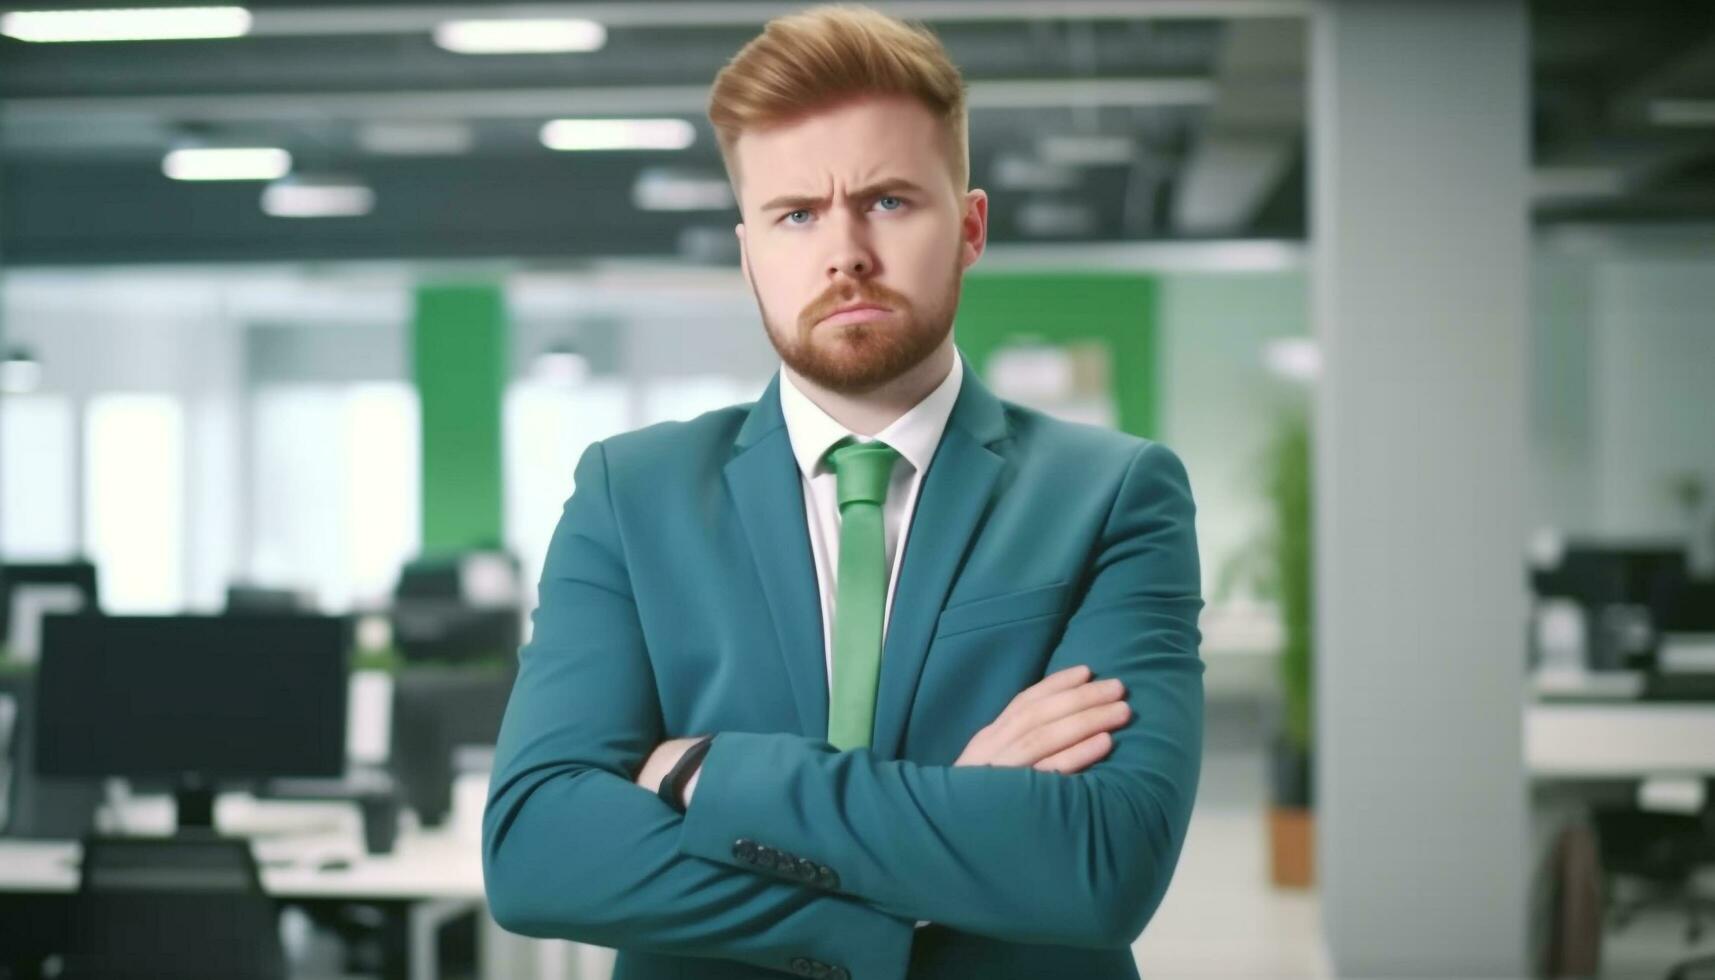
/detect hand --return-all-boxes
[635,736,709,804]
[954,665,1129,774]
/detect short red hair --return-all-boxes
[707,4,970,192]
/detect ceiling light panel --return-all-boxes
[1,6,251,42]
[433,18,605,55]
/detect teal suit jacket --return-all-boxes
[483,357,1205,980]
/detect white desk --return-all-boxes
[0,792,594,980]
[0,828,487,980]
[0,824,483,898]
[1526,701,1715,778]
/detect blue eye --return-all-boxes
[784,209,812,225]
[874,196,903,211]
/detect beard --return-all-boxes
[753,245,962,395]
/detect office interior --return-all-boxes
[0,1,1712,977]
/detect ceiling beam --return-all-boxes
[239,1,1309,37]
[2,76,1218,125]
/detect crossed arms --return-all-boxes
[481,439,1204,978]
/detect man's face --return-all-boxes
[732,94,987,394]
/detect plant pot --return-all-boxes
[1267,733,1315,889]
[1268,805,1316,889]
[1268,733,1313,808]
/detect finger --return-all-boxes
[1033,731,1115,774]
[1002,677,1126,737]
[1007,665,1091,711]
[994,699,1131,768]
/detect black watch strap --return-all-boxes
[659,734,716,812]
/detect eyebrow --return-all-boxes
[758,178,930,214]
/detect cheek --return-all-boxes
[750,240,800,290]
[886,226,959,285]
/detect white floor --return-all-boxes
[1132,712,1332,979]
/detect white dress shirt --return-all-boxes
[697,352,960,932]
[777,349,964,696]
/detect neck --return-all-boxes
[785,338,955,437]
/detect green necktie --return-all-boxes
[825,436,901,752]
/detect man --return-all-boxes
[482,6,1204,979]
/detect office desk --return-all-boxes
[1526,701,1715,778]
[0,792,583,980]
[1524,693,1715,974]
[0,827,484,980]
[0,822,480,894]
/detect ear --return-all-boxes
[735,223,753,289]
[959,188,989,271]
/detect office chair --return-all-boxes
[1592,778,1715,980]
[0,673,105,839]
[388,663,516,827]
[63,834,287,979]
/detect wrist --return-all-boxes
[657,734,715,813]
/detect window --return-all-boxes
[0,394,77,560]
[84,394,185,612]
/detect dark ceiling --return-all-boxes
[0,0,1710,266]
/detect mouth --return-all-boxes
[819,303,893,327]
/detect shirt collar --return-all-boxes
[779,347,964,479]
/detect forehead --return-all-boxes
[732,95,949,200]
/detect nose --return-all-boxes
[825,213,878,282]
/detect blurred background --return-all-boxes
[0,0,1712,977]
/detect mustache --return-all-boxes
[799,282,911,329]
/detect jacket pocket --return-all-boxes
[933,581,1072,639]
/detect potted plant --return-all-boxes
[1265,408,1314,888]
[1211,404,1314,887]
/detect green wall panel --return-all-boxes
[955,272,1158,438]
[413,283,506,554]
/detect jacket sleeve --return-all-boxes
[677,441,1205,949]
[482,441,916,980]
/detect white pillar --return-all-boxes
[1311,1,1530,976]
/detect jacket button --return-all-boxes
[816,865,840,890]
[793,857,818,881]
[732,839,758,863]
[788,957,815,976]
[756,845,780,870]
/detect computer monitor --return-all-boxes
[1529,544,1686,607]
[223,584,311,616]
[390,552,522,664]
[35,614,349,832]
[1530,543,1711,669]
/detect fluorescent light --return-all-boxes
[261,176,375,218]
[532,346,590,386]
[1264,338,1320,383]
[434,18,605,54]
[1,6,250,43]
[632,168,734,211]
[163,147,291,181]
[1038,135,1136,167]
[1016,199,1096,237]
[541,118,695,152]
[992,154,1078,192]
[357,121,475,156]
[1531,166,1627,202]
[1649,99,1715,128]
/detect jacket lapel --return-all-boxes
[721,361,1013,753]
[723,374,829,739]
[870,361,1011,759]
